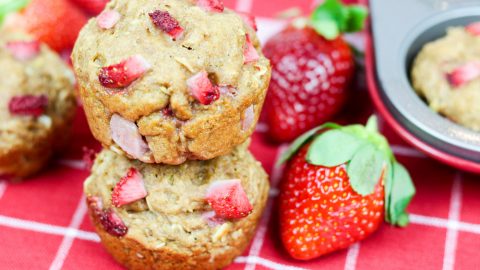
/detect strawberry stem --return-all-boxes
[0,0,30,25]
[310,0,368,40]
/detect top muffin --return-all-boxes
[72,0,271,164]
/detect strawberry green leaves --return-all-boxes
[279,115,415,227]
[310,0,368,40]
[0,0,30,24]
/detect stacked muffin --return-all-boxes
[72,0,271,269]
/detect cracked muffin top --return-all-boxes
[72,0,271,164]
[0,30,77,178]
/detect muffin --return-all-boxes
[0,31,77,179]
[72,0,271,165]
[84,142,269,270]
[412,26,480,131]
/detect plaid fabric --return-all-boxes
[1,0,480,269]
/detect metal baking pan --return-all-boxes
[366,0,480,173]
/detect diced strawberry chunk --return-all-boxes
[466,22,480,36]
[205,179,253,219]
[87,196,104,217]
[243,34,259,64]
[6,40,41,61]
[187,71,220,105]
[8,94,48,117]
[99,208,128,237]
[238,12,258,31]
[97,10,121,29]
[82,147,98,171]
[99,55,151,88]
[112,168,148,207]
[110,114,150,160]
[446,61,480,88]
[242,105,255,131]
[196,0,224,12]
[202,211,226,227]
[149,10,184,40]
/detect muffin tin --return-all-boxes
[366,0,480,173]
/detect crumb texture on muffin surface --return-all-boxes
[84,142,270,270]
[72,0,271,164]
[0,31,77,179]
[412,26,480,131]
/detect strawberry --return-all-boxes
[87,196,128,237]
[262,0,368,143]
[149,10,184,40]
[5,40,41,61]
[109,114,150,161]
[8,94,48,117]
[466,21,480,36]
[96,10,120,30]
[238,12,258,31]
[205,179,253,219]
[243,34,259,64]
[112,168,148,207]
[98,55,151,89]
[1,0,88,52]
[278,116,415,260]
[70,0,109,15]
[446,61,480,88]
[196,0,224,13]
[187,71,220,105]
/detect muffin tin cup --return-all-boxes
[366,0,480,173]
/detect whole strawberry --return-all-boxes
[0,0,88,52]
[263,0,368,142]
[278,116,415,260]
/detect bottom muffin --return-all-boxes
[84,142,269,270]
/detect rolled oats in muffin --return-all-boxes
[84,142,269,270]
[72,0,271,165]
[0,30,77,179]
[412,26,480,131]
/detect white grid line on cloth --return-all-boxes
[245,144,289,270]
[442,173,463,270]
[2,212,480,270]
[0,214,100,242]
[236,256,309,270]
[235,0,254,13]
[49,194,88,270]
[0,181,7,199]
[344,243,361,270]
[56,159,86,170]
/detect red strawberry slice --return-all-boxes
[70,0,109,15]
[205,179,253,219]
[196,0,224,13]
[466,22,480,36]
[99,55,151,88]
[5,40,41,61]
[201,211,226,227]
[243,34,259,64]
[446,61,480,88]
[112,167,148,207]
[238,12,258,31]
[99,208,128,237]
[110,114,150,161]
[97,10,121,29]
[149,10,184,40]
[8,94,48,117]
[187,71,220,105]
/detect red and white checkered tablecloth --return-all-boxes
[1,0,480,269]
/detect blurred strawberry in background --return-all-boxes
[70,0,109,15]
[263,0,368,143]
[1,0,88,52]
